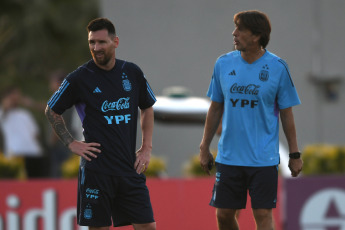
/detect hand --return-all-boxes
[200,149,214,175]
[288,158,303,177]
[134,146,152,174]
[68,140,101,161]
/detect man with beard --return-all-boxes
[45,18,156,230]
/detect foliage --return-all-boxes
[0,154,25,179]
[302,144,345,176]
[184,150,217,177]
[61,154,167,178]
[0,0,99,99]
[0,0,99,153]
[61,154,80,179]
[144,155,167,177]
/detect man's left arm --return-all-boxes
[280,107,303,177]
[134,106,154,174]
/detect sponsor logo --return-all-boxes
[104,114,131,125]
[86,188,99,200]
[86,188,99,194]
[229,70,236,76]
[122,72,132,91]
[93,87,102,93]
[0,189,88,230]
[230,99,258,108]
[101,97,130,112]
[230,83,260,95]
[300,188,345,229]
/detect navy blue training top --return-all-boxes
[47,59,156,176]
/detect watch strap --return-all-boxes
[289,152,301,159]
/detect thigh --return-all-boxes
[247,165,278,209]
[209,163,247,209]
[112,174,155,227]
[77,167,114,227]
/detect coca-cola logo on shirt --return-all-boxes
[101,97,130,112]
[230,83,260,95]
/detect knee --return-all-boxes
[146,222,156,230]
[133,222,156,230]
[253,209,273,228]
[88,227,109,230]
[253,209,272,220]
[216,209,237,224]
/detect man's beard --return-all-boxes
[92,51,111,66]
[234,44,245,52]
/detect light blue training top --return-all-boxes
[207,50,301,167]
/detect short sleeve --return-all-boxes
[276,60,301,109]
[47,74,80,115]
[207,60,224,103]
[139,75,156,109]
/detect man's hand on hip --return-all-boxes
[68,140,101,161]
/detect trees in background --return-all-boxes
[0,0,99,99]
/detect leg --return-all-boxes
[248,166,278,230]
[133,222,156,230]
[89,227,110,230]
[252,209,274,230]
[235,210,240,219]
[216,208,239,230]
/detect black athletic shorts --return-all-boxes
[209,163,278,209]
[77,166,155,227]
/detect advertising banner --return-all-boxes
[285,175,345,230]
[0,177,282,230]
[0,180,83,230]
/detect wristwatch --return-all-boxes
[289,152,301,159]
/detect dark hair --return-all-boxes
[87,18,116,37]
[234,10,271,48]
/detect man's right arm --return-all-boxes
[45,106,101,161]
[45,106,74,146]
[199,101,224,174]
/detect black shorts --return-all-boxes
[77,166,155,227]
[209,163,278,209]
